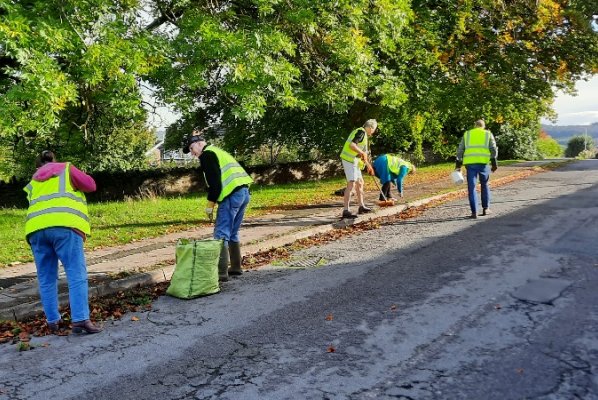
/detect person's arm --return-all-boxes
[350,129,375,173]
[69,165,96,192]
[199,150,222,204]
[396,166,409,197]
[489,132,498,171]
[455,137,465,169]
[349,129,367,159]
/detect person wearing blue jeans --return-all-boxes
[29,228,90,324]
[214,186,251,245]
[465,163,491,217]
[24,150,102,334]
[455,120,498,218]
[184,132,253,281]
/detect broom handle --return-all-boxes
[371,174,388,201]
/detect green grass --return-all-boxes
[0,176,353,267]
[0,161,522,267]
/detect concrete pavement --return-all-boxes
[0,161,562,321]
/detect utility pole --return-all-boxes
[585,128,588,151]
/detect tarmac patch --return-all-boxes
[511,278,572,304]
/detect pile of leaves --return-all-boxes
[0,166,550,347]
[0,282,169,347]
[243,166,548,270]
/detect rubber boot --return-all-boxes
[218,242,229,282]
[228,241,243,276]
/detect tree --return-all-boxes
[565,134,595,158]
[152,0,597,162]
[1,0,597,178]
[536,131,563,159]
[495,123,540,160]
[0,0,164,178]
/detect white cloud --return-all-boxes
[543,76,598,125]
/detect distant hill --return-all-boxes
[541,122,598,145]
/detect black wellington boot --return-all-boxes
[218,242,230,282]
[228,241,243,276]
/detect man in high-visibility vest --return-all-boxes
[184,132,253,282]
[455,119,498,219]
[24,150,102,334]
[373,154,416,200]
[339,119,377,219]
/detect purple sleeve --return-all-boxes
[69,165,97,193]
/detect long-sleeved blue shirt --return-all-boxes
[373,155,411,194]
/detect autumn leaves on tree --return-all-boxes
[1,0,596,179]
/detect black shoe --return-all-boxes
[358,206,372,214]
[469,213,477,219]
[72,320,103,334]
[48,321,63,334]
[342,210,357,219]
[481,208,490,216]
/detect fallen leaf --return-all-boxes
[327,345,336,353]
[516,368,524,374]
[325,314,334,321]
[18,332,30,342]
[131,316,140,321]
[494,304,502,310]
[390,304,398,311]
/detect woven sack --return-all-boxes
[166,239,222,299]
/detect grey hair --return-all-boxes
[474,119,485,128]
[363,119,378,129]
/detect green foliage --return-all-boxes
[536,136,563,159]
[565,134,595,158]
[0,0,164,179]
[2,0,597,173]
[495,123,540,160]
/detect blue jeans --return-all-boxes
[214,187,250,244]
[465,164,491,215]
[28,227,90,323]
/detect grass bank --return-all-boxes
[0,161,527,267]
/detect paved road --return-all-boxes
[1,160,597,400]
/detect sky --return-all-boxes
[542,75,598,126]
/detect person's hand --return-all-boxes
[491,165,497,172]
[367,165,374,176]
[205,207,214,222]
[359,152,367,162]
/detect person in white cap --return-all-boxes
[183,131,253,281]
[339,119,377,218]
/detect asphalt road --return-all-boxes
[1,160,597,400]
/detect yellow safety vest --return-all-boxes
[463,128,491,165]
[340,127,368,169]
[387,155,413,175]
[204,146,253,202]
[24,163,90,237]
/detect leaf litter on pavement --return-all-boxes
[0,166,549,347]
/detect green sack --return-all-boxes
[166,238,222,299]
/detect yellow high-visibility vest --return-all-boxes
[340,127,368,169]
[463,128,491,165]
[387,155,413,174]
[24,163,90,237]
[204,146,253,202]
